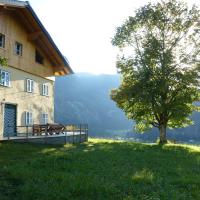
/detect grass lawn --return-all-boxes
[0,139,200,200]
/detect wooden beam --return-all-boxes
[0,7,12,15]
[13,9,34,32]
[53,66,67,76]
[0,9,6,15]
[53,66,64,72]
[27,31,42,41]
[63,67,69,74]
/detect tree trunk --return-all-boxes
[159,124,167,144]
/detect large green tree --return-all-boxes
[111,0,200,143]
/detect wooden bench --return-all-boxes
[47,123,65,135]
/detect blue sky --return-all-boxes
[28,0,200,74]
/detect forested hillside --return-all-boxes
[55,73,132,137]
[55,73,200,142]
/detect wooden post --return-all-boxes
[65,131,67,144]
[45,124,48,144]
[26,126,28,141]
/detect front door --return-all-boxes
[4,104,17,137]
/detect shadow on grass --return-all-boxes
[0,140,200,200]
[0,169,23,200]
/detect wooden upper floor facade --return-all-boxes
[0,0,73,78]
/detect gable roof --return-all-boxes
[0,0,73,75]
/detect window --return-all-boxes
[0,34,5,48]
[42,113,48,124]
[42,84,49,96]
[25,112,33,125]
[26,79,34,93]
[35,50,44,64]
[0,70,10,87]
[15,42,22,56]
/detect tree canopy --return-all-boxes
[111,0,200,143]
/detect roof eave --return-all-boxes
[25,2,74,74]
[0,0,74,74]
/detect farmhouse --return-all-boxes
[0,0,73,139]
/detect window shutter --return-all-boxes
[31,80,34,93]
[25,112,33,125]
[25,112,28,125]
[26,79,29,92]
[46,85,49,96]
[42,113,48,124]
[1,71,5,85]
[30,113,33,125]
[42,113,44,124]
[42,84,49,96]
[42,84,45,95]
[5,72,10,86]
[26,79,34,92]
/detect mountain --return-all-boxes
[55,73,133,137]
[55,73,200,142]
